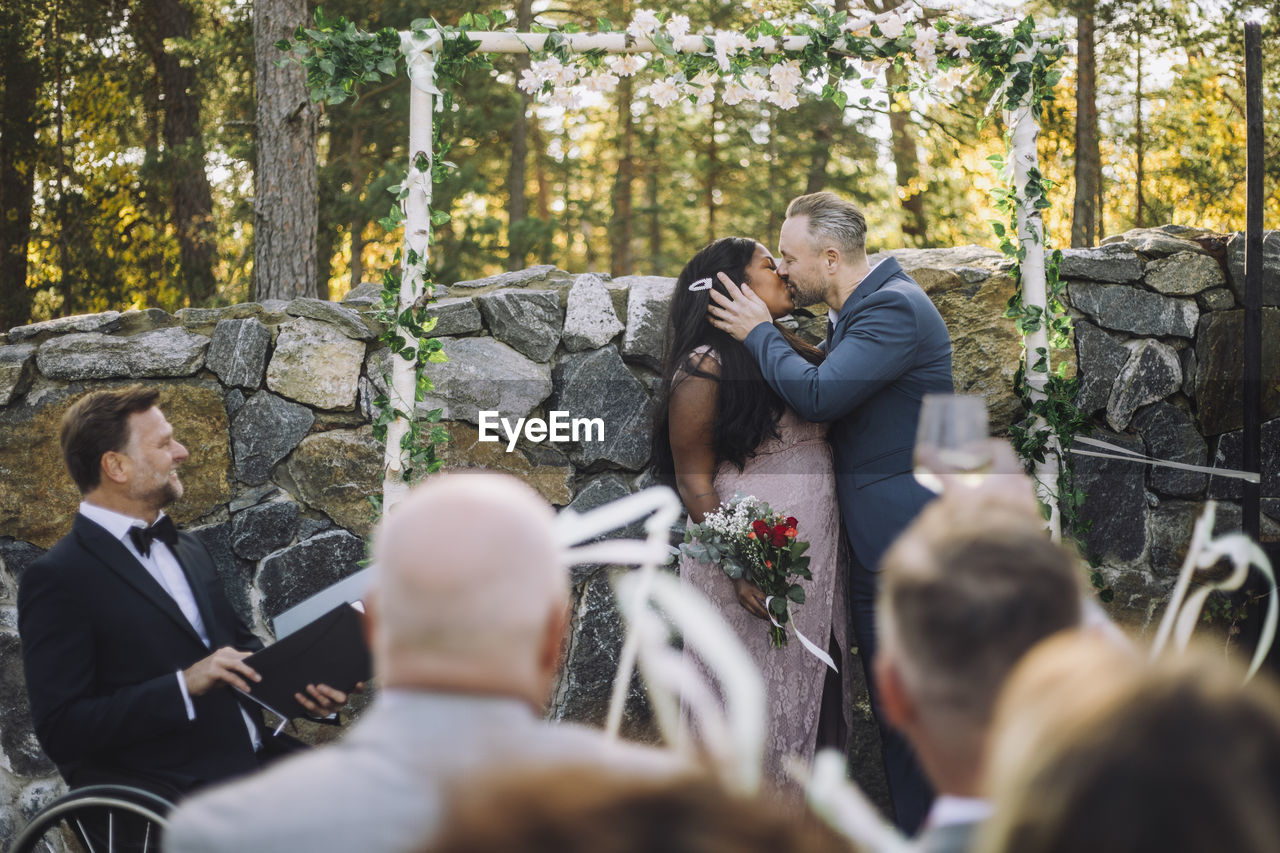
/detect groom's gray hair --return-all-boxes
[785,192,868,257]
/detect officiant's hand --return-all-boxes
[707,274,772,342]
[293,682,364,718]
[733,578,770,621]
[183,647,261,696]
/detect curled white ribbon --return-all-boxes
[763,596,838,672]
[400,30,444,108]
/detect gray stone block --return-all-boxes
[565,474,637,583]
[423,297,483,338]
[1226,230,1280,307]
[620,276,677,370]
[266,317,366,411]
[1073,321,1130,415]
[0,631,57,778]
[452,265,570,291]
[1197,288,1236,312]
[231,500,301,561]
[0,344,35,406]
[257,529,366,624]
[287,297,376,341]
[1075,429,1148,565]
[36,329,209,380]
[562,274,624,352]
[1106,339,1182,431]
[341,281,383,308]
[8,311,123,343]
[551,346,654,471]
[418,336,552,425]
[190,522,257,628]
[206,318,272,389]
[1148,500,1201,578]
[1068,282,1198,338]
[1144,252,1224,296]
[1193,309,1280,435]
[476,289,563,362]
[1060,243,1143,283]
[1132,402,1207,497]
[1111,228,1209,259]
[1208,418,1280,501]
[230,391,315,486]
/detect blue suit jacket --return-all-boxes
[744,257,953,571]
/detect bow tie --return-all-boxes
[128,516,179,557]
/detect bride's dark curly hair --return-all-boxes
[650,237,823,481]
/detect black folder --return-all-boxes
[235,603,372,721]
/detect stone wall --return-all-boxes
[1,228,1276,838]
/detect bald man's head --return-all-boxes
[370,471,568,704]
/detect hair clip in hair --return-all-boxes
[689,277,714,291]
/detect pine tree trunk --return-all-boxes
[348,122,366,292]
[1071,6,1101,247]
[506,0,533,271]
[1134,41,1145,229]
[646,122,661,270]
[252,0,318,301]
[887,68,927,246]
[705,99,719,246]
[0,8,39,327]
[609,75,634,276]
[137,0,218,304]
[805,100,836,194]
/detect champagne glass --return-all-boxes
[913,394,993,494]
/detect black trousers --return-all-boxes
[849,549,935,835]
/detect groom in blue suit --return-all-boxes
[709,191,953,834]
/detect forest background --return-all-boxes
[0,0,1276,328]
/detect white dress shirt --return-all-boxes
[78,501,261,749]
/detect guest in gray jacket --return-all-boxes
[165,471,681,853]
[709,191,952,832]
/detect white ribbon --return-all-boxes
[763,596,838,672]
[400,30,444,107]
[1070,435,1261,484]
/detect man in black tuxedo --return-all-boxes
[18,385,348,801]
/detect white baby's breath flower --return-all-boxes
[943,29,975,58]
[627,9,662,40]
[648,77,682,108]
[666,13,691,41]
[582,71,620,92]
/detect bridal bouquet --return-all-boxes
[680,493,812,647]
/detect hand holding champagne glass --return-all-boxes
[913,394,993,494]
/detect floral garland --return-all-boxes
[284,6,1089,556]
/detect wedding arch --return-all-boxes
[285,4,1080,538]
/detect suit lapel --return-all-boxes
[73,514,207,648]
[174,534,223,647]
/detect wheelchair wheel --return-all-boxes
[7,785,172,853]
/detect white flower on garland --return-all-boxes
[627,9,662,41]
[878,12,907,40]
[723,78,751,105]
[769,59,803,94]
[932,66,968,96]
[666,13,691,41]
[712,31,752,71]
[549,87,583,109]
[648,77,682,108]
[517,68,543,95]
[691,69,718,106]
[912,26,939,62]
[740,71,769,102]
[608,54,647,76]
[943,29,975,58]
[532,56,576,87]
[769,89,800,109]
[582,71,620,93]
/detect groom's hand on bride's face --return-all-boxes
[708,273,772,342]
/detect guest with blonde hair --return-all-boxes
[979,635,1280,853]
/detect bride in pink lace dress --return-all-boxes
[651,237,853,788]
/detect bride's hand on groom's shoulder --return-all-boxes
[707,274,772,342]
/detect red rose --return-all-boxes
[786,516,798,528]
[772,523,787,537]
[771,531,788,547]
[752,520,769,535]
